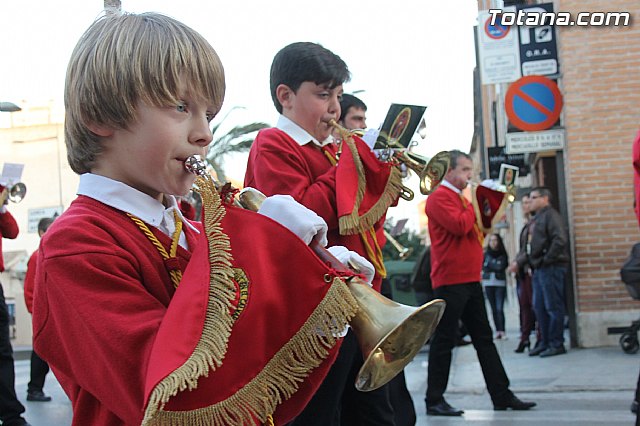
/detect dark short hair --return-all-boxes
[531,186,552,202]
[339,93,366,121]
[270,42,350,114]
[448,149,472,169]
[38,217,56,234]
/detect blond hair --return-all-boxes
[64,12,225,174]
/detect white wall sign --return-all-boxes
[477,7,522,85]
[28,206,63,233]
[505,129,565,154]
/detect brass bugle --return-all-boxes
[328,119,449,199]
[0,182,26,205]
[184,155,446,392]
[383,229,412,260]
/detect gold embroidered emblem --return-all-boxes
[231,268,249,320]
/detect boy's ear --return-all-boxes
[87,122,114,137]
[275,84,294,110]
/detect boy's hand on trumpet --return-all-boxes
[257,195,375,284]
[326,246,375,286]
[257,194,328,247]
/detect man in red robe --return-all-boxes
[425,150,536,416]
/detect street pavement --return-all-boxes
[405,295,639,425]
[12,296,640,425]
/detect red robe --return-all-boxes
[425,185,483,288]
[245,128,387,291]
[23,251,37,313]
[33,196,195,425]
[33,194,354,425]
[0,209,19,272]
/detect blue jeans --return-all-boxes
[532,265,567,349]
[484,286,506,332]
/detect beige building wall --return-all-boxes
[1,101,79,346]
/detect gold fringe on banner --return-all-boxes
[142,175,359,425]
[144,278,357,426]
[338,139,403,236]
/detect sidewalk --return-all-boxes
[12,294,640,425]
[404,293,639,425]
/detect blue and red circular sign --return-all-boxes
[505,76,563,132]
[484,15,510,40]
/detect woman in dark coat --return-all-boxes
[482,234,509,339]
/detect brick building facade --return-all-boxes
[475,0,640,346]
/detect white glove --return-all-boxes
[327,246,375,285]
[258,194,328,247]
[480,179,500,190]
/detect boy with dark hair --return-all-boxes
[246,42,402,426]
[32,12,372,426]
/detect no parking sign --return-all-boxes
[505,75,563,132]
[484,14,510,39]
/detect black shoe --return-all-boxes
[515,340,530,353]
[539,345,567,358]
[631,400,639,414]
[494,395,537,411]
[27,390,52,402]
[427,399,464,416]
[528,344,547,356]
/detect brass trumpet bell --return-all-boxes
[394,150,450,196]
[348,282,445,391]
[0,182,26,204]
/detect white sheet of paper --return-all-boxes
[1,163,24,186]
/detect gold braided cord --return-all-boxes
[143,277,358,426]
[360,228,387,279]
[127,210,183,288]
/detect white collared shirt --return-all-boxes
[276,115,335,147]
[77,173,198,249]
[441,179,462,194]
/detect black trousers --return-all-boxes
[28,349,50,393]
[288,330,396,426]
[0,284,26,424]
[426,282,511,406]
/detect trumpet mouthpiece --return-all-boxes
[184,155,207,176]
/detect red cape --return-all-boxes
[143,177,359,425]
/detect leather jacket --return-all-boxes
[528,205,569,269]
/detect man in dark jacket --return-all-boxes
[527,187,569,357]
